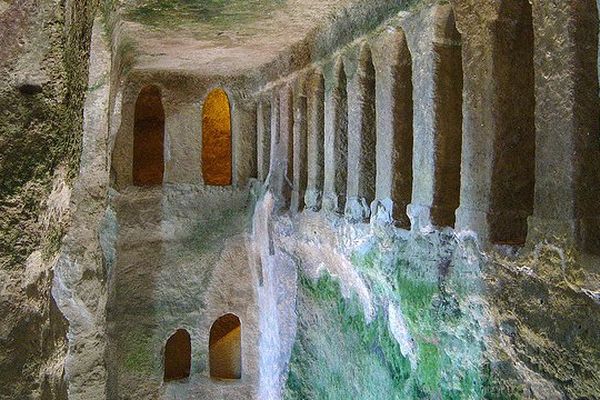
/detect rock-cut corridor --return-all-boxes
[1,0,600,399]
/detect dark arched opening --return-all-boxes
[209,313,241,380]
[202,88,232,186]
[489,0,535,245]
[133,85,165,186]
[431,8,463,228]
[164,329,191,382]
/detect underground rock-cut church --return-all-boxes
[1,0,600,399]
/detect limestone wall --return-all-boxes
[250,0,600,398]
[3,0,598,399]
[0,0,97,398]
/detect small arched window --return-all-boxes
[164,329,191,382]
[202,89,232,186]
[133,85,165,186]
[209,314,241,380]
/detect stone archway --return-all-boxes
[209,313,241,380]
[202,88,233,186]
[133,85,165,186]
[164,329,192,382]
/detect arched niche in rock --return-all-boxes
[164,329,191,382]
[133,85,165,186]
[209,313,242,380]
[202,88,233,186]
[431,6,463,228]
[488,0,535,245]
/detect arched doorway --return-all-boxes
[164,329,191,382]
[202,89,232,186]
[209,313,241,380]
[133,85,165,186]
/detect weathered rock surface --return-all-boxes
[1,0,600,399]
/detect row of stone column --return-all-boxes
[255,1,600,254]
[254,46,412,228]
[255,5,461,231]
[453,0,600,253]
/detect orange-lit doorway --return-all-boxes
[202,89,232,186]
[209,314,241,380]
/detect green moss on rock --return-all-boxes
[284,273,411,400]
[123,330,157,375]
[285,231,522,399]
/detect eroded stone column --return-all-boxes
[256,97,271,182]
[372,28,413,228]
[452,2,498,243]
[305,70,325,211]
[268,88,284,206]
[232,96,257,187]
[323,60,348,213]
[345,44,377,222]
[277,85,294,209]
[402,4,463,230]
[528,0,600,254]
[454,0,536,246]
[53,18,111,399]
[291,77,308,213]
[111,83,138,189]
[270,89,280,172]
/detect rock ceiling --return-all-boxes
[118,0,353,74]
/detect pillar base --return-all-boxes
[407,203,433,232]
[370,198,394,225]
[345,197,371,223]
[455,206,491,244]
[290,190,305,214]
[322,191,344,214]
[527,216,600,255]
[304,188,322,212]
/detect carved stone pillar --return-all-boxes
[528,0,600,254]
[305,70,325,211]
[401,4,463,231]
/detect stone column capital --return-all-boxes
[305,67,324,96]
[449,0,500,36]
[370,28,411,73]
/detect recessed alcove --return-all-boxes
[431,7,463,228]
[390,30,414,228]
[209,313,242,380]
[202,88,233,186]
[133,85,165,186]
[489,0,535,245]
[164,329,192,382]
